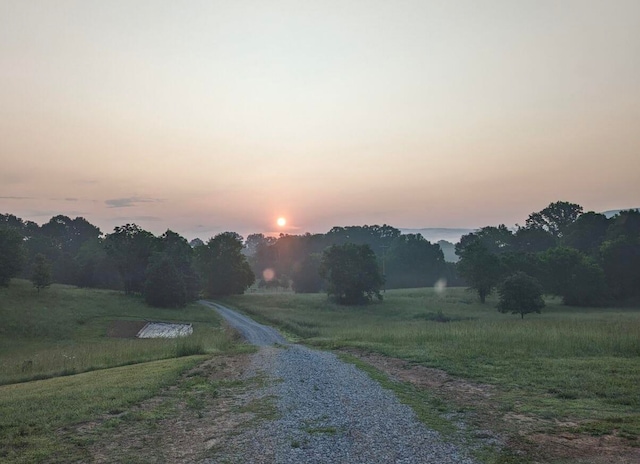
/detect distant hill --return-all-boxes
[602,208,640,218]
[399,228,475,244]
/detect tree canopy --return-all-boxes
[320,243,383,304]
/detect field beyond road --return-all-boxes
[221,288,640,462]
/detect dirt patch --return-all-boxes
[71,352,266,463]
[340,348,640,463]
[106,320,147,338]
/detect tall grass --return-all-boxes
[0,280,238,385]
[222,288,640,431]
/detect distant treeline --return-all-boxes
[1,201,638,307]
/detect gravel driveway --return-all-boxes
[200,300,476,464]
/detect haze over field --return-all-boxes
[2,1,639,239]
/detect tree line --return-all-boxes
[455,201,640,309]
[0,215,254,307]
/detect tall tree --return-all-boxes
[195,232,254,296]
[144,252,187,308]
[525,201,583,238]
[385,234,445,289]
[104,224,159,294]
[319,243,383,304]
[0,228,25,286]
[456,236,502,303]
[31,253,52,292]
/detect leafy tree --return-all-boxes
[497,272,545,319]
[600,236,640,300]
[385,234,445,289]
[562,212,609,255]
[104,224,159,294]
[144,253,187,308]
[455,236,503,303]
[500,251,541,279]
[159,230,200,301]
[195,232,254,296]
[540,247,607,306]
[525,201,583,238]
[319,243,383,304]
[291,253,324,293]
[31,253,52,292]
[0,228,25,286]
[513,226,556,253]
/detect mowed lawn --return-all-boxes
[221,288,640,441]
[0,280,243,463]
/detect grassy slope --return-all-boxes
[0,279,244,463]
[221,289,640,441]
[0,279,237,385]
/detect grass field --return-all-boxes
[0,279,239,385]
[0,279,245,462]
[221,288,640,447]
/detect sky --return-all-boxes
[1,0,639,240]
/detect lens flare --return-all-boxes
[434,278,447,295]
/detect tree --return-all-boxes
[455,236,503,303]
[497,272,545,319]
[195,232,254,296]
[159,230,200,301]
[104,224,159,294]
[600,236,640,301]
[0,228,25,286]
[31,253,52,292]
[561,212,609,255]
[385,234,445,289]
[144,253,187,308]
[319,243,383,304]
[525,201,583,238]
[291,253,324,293]
[540,247,607,306]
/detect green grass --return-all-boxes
[0,279,239,385]
[0,279,246,463]
[0,356,204,463]
[221,288,640,441]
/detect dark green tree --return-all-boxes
[455,236,503,303]
[104,224,159,294]
[525,201,583,238]
[291,253,324,293]
[497,272,545,319]
[159,230,200,301]
[195,232,254,296]
[540,247,607,306]
[561,212,609,255]
[319,243,383,304]
[600,236,640,301]
[144,253,187,308]
[385,234,445,289]
[31,253,52,292]
[0,228,25,286]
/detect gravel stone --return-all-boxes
[202,301,477,464]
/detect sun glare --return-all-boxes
[277,217,286,227]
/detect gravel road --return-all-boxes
[201,301,476,464]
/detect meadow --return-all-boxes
[221,288,640,445]
[0,280,243,462]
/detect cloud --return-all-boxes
[0,196,34,200]
[105,196,164,208]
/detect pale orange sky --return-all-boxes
[1,0,639,239]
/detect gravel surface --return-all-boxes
[201,301,477,464]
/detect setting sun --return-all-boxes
[277,217,286,227]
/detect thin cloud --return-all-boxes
[112,216,162,222]
[105,196,163,208]
[0,196,33,200]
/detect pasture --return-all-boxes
[0,280,242,462]
[221,288,640,451]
